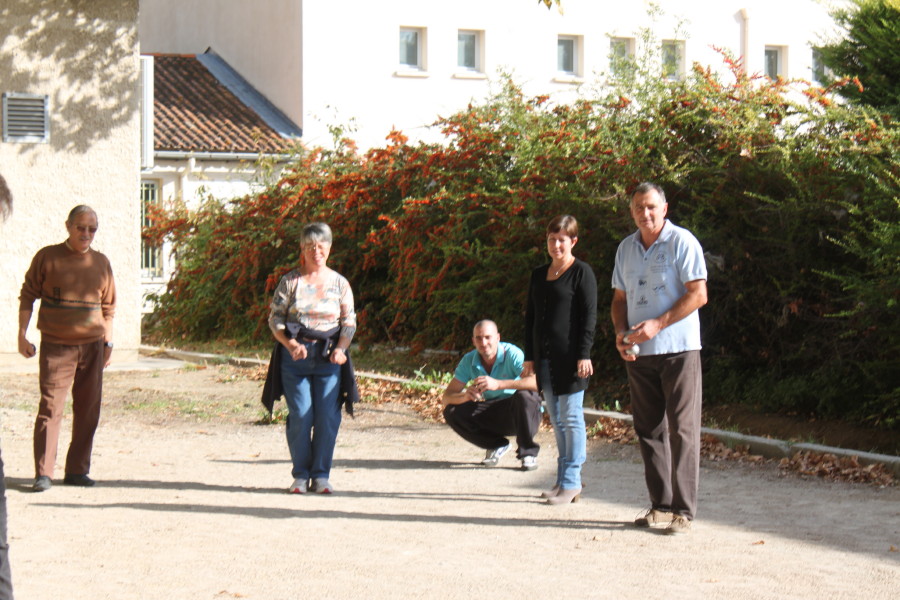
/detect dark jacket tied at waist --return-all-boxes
[260,325,360,416]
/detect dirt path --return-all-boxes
[0,366,897,599]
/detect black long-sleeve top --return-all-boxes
[524,258,598,395]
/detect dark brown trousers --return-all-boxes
[34,339,104,478]
[626,350,702,520]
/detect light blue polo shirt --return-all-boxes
[612,220,707,356]
[453,341,525,400]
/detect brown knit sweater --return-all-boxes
[19,242,116,345]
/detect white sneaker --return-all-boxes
[289,478,307,494]
[310,478,333,494]
[481,444,510,467]
[520,456,538,471]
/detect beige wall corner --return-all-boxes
[0,0,141,366]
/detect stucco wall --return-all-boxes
[0,0,141,364]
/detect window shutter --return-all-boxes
[2,93,50,143]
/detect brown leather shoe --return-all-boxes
[634,508,670,528]
[665,515,692,535]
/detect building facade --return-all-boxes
[139,52,300,310]
[140,0,842,150]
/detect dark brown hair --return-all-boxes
[546,214,578,238]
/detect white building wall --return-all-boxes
[1,0,141,365]
[141,0,842,151]
[140,158,269,311]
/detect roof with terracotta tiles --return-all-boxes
[152,53,300,154]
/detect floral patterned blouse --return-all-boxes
[268,268,356,341]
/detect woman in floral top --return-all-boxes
[268,223,356,494]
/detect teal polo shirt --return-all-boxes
[452,341,525,400]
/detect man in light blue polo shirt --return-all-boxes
[611,182,708,535]
[442,320,542,470]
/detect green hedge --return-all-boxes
[145,54,899,429]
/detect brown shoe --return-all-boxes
[665,515,692,535]
[634,508,669,528]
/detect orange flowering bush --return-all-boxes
[145,52,898,429]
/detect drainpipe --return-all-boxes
[739,8,750,74]
[178,156,195,203]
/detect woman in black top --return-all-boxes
[522,215,597,504]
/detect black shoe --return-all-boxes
[63,473,96,487]
[33,476,52,492]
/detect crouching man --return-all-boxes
[442,320,542,470]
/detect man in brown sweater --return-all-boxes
[18,205,116,492]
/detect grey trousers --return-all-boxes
[626,350,702,520]
[0,445,12,599]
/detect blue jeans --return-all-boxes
[281,341,342,481]
[542,385,586,490]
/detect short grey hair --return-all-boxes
[66,205,98,224]
[631,182,667,204]
[300,222,333,246]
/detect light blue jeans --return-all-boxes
[542,385,587,491]
[281,340,342,481]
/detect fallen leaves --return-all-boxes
[700,435,895,487]
[589,417,894,487]
[779,451,895,486]
[701,435,766,464]
[351,375,897,488]
[587,417,636,444]
[358,378,446,422]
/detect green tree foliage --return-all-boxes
[144,52,899,429]
[816,0,900,117]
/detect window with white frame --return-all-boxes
[609,37,635,77]
[661,40,685,81]
[458,30,483,72]
[764,46,786,79]
[557,35,582,77]
[399,27,426,70]
[811,48,830,85]
[2,92,50,143]
[140,180,163,279]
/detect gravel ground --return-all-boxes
[0,366,897,600]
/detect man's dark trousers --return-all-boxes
[443,390,542,458]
